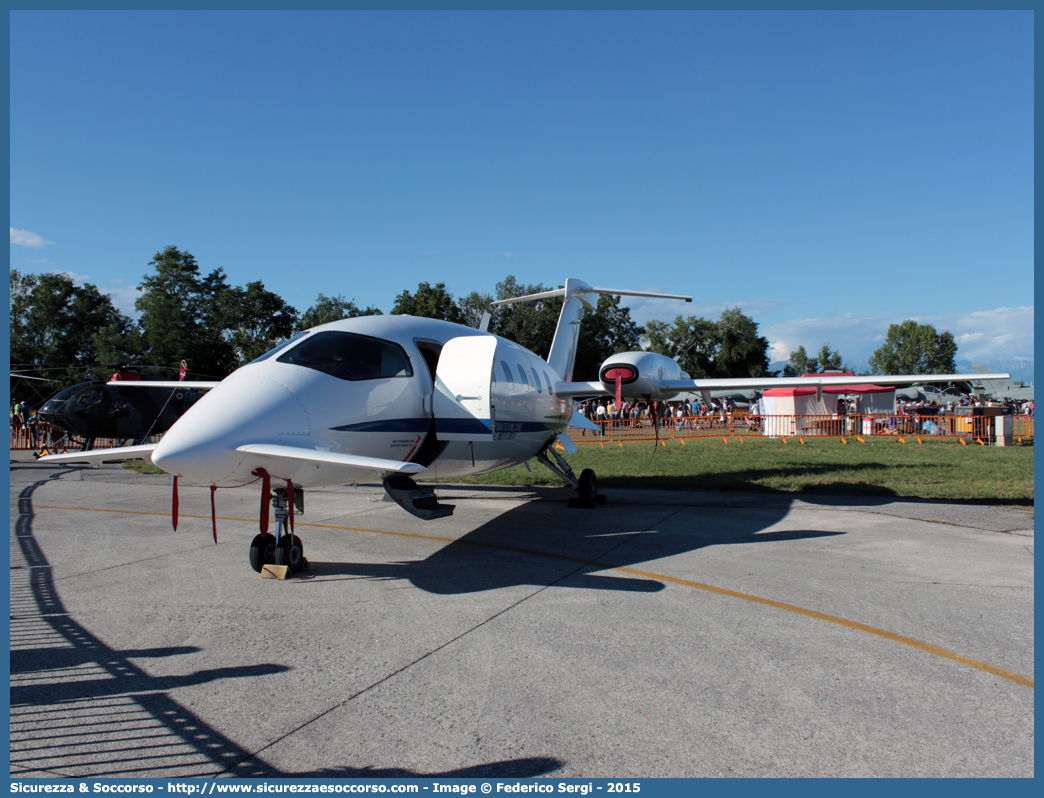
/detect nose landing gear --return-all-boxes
[248,485,306,574]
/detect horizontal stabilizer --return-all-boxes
[555,381,606,398]
[235,444,425,474]
[37,444,158,464]
[568,409,600,431]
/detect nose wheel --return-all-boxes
[248,487,306,574]
[248,533,277,573]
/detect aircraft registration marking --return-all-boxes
[19,501,1033,690]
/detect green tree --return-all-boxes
[646,307,772,379]
[782,343,847,376]
[9,269,40,366]
[136,246,237,377]
[456,290,494,330]
[486,276,560,357]
[391,282,462,323]
[298,293,382,330]
[224,280,300,364]
[869,320,958,375]
[573,294,645,381]
[782,345,817,377]
[645,315,720,379]
[715,306,772,378]
[815,343,846,372]
[9,269,131,399]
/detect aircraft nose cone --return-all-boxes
[152,375,310,484]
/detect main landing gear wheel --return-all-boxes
[275,535,305,573]
[248,533,277,573]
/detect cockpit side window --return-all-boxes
[277,331,413,381]
[249,331,310,365]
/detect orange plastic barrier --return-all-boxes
[568,414,1033,445]
[9,425,155,452]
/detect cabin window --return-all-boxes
[248,331,310,365]
[531,367,542,394]
[543,372,554,395]
[516,364,529,391]
[500,361,514,387]
[278,331,413,381]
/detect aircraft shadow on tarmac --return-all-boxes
[303,488,845,594]
[10,473,564,779]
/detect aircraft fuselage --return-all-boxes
[150,315,573,489]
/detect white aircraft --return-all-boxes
[39,278,1011,574]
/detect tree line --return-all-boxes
[9,245,959,403]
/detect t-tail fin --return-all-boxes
[489,279,691,381]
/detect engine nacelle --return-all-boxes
[598,351,690,402]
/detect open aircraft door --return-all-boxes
[433,336,497,441]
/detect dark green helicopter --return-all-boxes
[35,366,208,450]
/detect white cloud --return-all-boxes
[10,228,54,249]
[60,270,92,283]
[762,313,892,364]
[624,286,782,328]
[762,307,1034,364]
[503,252,521,258]
[106,286,143,319]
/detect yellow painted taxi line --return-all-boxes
[18,503,1033,689]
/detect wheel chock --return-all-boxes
[261,564,290,580]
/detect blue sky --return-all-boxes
[10,10,1033,371]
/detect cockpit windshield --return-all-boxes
[277,331,413,381]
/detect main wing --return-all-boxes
[36,443,425,479]
[553,372,1013,401]
[37,444,159,464]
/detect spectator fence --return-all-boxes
[569,413,1033,445]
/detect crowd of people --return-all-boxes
[10,400,62,450]
[573,392,1034,438]
[576,396,748,435]
[897,395,1033,416]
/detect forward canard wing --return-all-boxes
[36,444,158,464]
[234,444,426,475]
